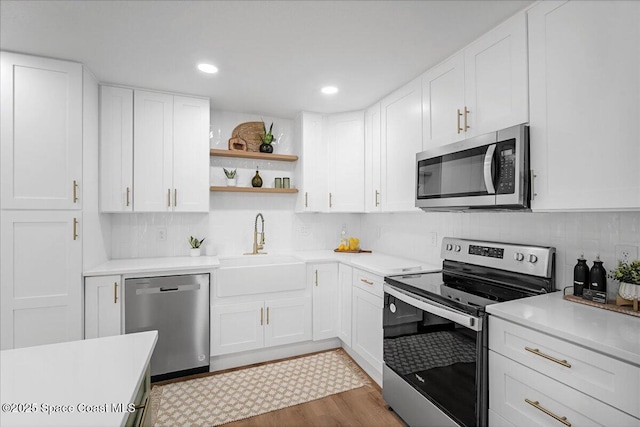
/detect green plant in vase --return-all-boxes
[259,121,275,153]
[609,260,640,310]
[223,168,237,186]
[188,236,206,257]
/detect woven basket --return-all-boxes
[228,122,264,152]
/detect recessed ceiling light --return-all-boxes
[321,86,339,95]
[197,63,219,74]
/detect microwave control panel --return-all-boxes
[497,139,516,194]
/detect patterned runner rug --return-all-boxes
[151,349,369,426]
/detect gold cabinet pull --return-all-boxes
[329,192,333,208]
[315,270,319,287]
[375,190,380,207]
[167,189,171,207]
[73,218,79,240]
[114,282,118,304]
[260,307,264,326]
[360,278,374,286]
[525,399,571,426]
[305,192,308,208]
[266,307,270,325]
[174,189,177,207]
[464,106,470,130]
[457,109,463,133]
[525,347,571,368]
[126,187,130,207]
[73,180,79,203]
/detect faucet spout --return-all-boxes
[246,213,266,255]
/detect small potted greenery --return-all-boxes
[223,168,237,186]
[188,236,206,257]
[609,260,640,310]
[259,121,275,153]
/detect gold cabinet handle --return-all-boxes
[174,189,177,207]
[266,307,270,325]
[375,190,380,207]
[73,218,79,240]
[525,399,571,426]
[464,106,470,131]
[126,187,130,207]
[260,307,264,326]
[329,192,333,208]
[315,270,319,287]
[167,189,171,207]
[457,109,463,134]
[360,278,374,286]
[114,282,118,304]
[525,347,571,368]
[73,180,79,203]
[305,192,308,208]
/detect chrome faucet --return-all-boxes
[246,213,266,255]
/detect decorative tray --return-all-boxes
[334,249,372,253]
[563,294,640,318]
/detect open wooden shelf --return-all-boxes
[210,149,298,162]
[210,186,299,194]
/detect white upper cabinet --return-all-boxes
[422,11,528,150]
[364,103,382,212]
[171,96,210,212]
[131,90,210,213]
[295,112,327,212]
[381,78,423,212]
[528,0,640,210]
[1,52,83,210]
[327,111,365,212]
[99,85,133,212]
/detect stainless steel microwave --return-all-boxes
[416,124,530,210]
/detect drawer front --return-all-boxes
[353,268,383,297]
[489,316,640,418]
[490,351,640,426]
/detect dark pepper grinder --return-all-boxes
[589,255,607,292]
[573,254,590,296]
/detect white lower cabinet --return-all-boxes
[310,263,339,340]
[84,275,122,339]
[351,269,384,376]
[211,297,311,356]
[337,264,353,346]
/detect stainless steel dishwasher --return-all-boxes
[125,274,210,382]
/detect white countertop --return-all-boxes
[84,256,220,276]
[0,331,158,426]
[487,292,640,366]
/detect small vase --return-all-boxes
[190,248,201,257]
[618,282,639,300]
[259,143,273,153]
[226,178,237,187]
[251,170,263,188]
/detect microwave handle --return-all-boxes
[484,144,496,195]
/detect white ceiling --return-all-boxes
[0,0,532,119]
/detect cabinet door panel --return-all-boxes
[464,12,528,137]
[133,90,174,212]
[85,275,121,339]
[172,96,210,212]
[529,0,640,210]
[381,78,422,212]
[352,287,383,373]
[211,302,264,355]
[265,297,312,347]
[422,53,465,149]
[365,103,382,212]
[337,264,353,346]
[99,85,133,212]
[1,211,82,349]
[311,263,339,341]
[1,53,82,210]
[296,112,327,212]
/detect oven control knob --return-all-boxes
[389,303,397,313]
[514,252,525,261]
[528,254,538,263]
[446,244,453,251]
[454,245,461,252]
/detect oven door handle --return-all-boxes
[384,284,481,332]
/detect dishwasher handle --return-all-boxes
[135,283,201,295]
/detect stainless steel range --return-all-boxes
[382,237,555,427]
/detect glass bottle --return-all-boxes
[251,169,263,188]
[573,254,590,296]
[589,255,607,292]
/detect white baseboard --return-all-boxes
[341,342,382,387]
[210,338,341,372]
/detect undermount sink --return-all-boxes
[216,255,306,297]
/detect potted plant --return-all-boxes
[610,260,640,310]
[223,168,237,186]
[188,236,206,257]
[259,121,275,153]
